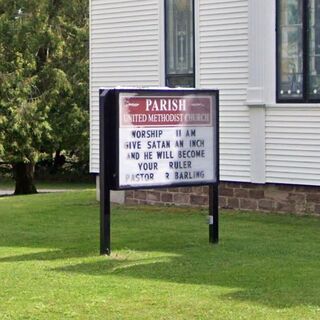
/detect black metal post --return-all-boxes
[99,89,111,255]
[100,179,111,255]
[209,184,219,243]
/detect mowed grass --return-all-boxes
[0,178,95,190]
[0,190,319,319]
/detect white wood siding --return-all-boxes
[198,0,250,182]
[90,0,161,173]
[90,0,320,188]
[266,107,320,186]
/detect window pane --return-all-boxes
[166,0,194,87]
[308,0,320,99]
[278,0,304,99]
[166,75,194,87]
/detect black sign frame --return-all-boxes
[100,88,219,255]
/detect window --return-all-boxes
[165,0,195,88]
[277,0,320,102]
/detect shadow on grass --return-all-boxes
[0,192,320,309]
[52,254,320,309]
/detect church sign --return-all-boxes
[100,88,219,255]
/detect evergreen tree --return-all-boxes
[0,0,89,194]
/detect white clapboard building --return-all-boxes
[90,0,320,214]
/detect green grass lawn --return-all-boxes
[0,178,95,191]
[0,190,319,319]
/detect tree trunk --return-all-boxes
[13,162,38,195]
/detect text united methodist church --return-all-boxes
[90,0,320,215]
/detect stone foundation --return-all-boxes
[125,182,320,216]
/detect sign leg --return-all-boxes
[99,89,111,255]
[209,184,219,243]
[100,185,111,255]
